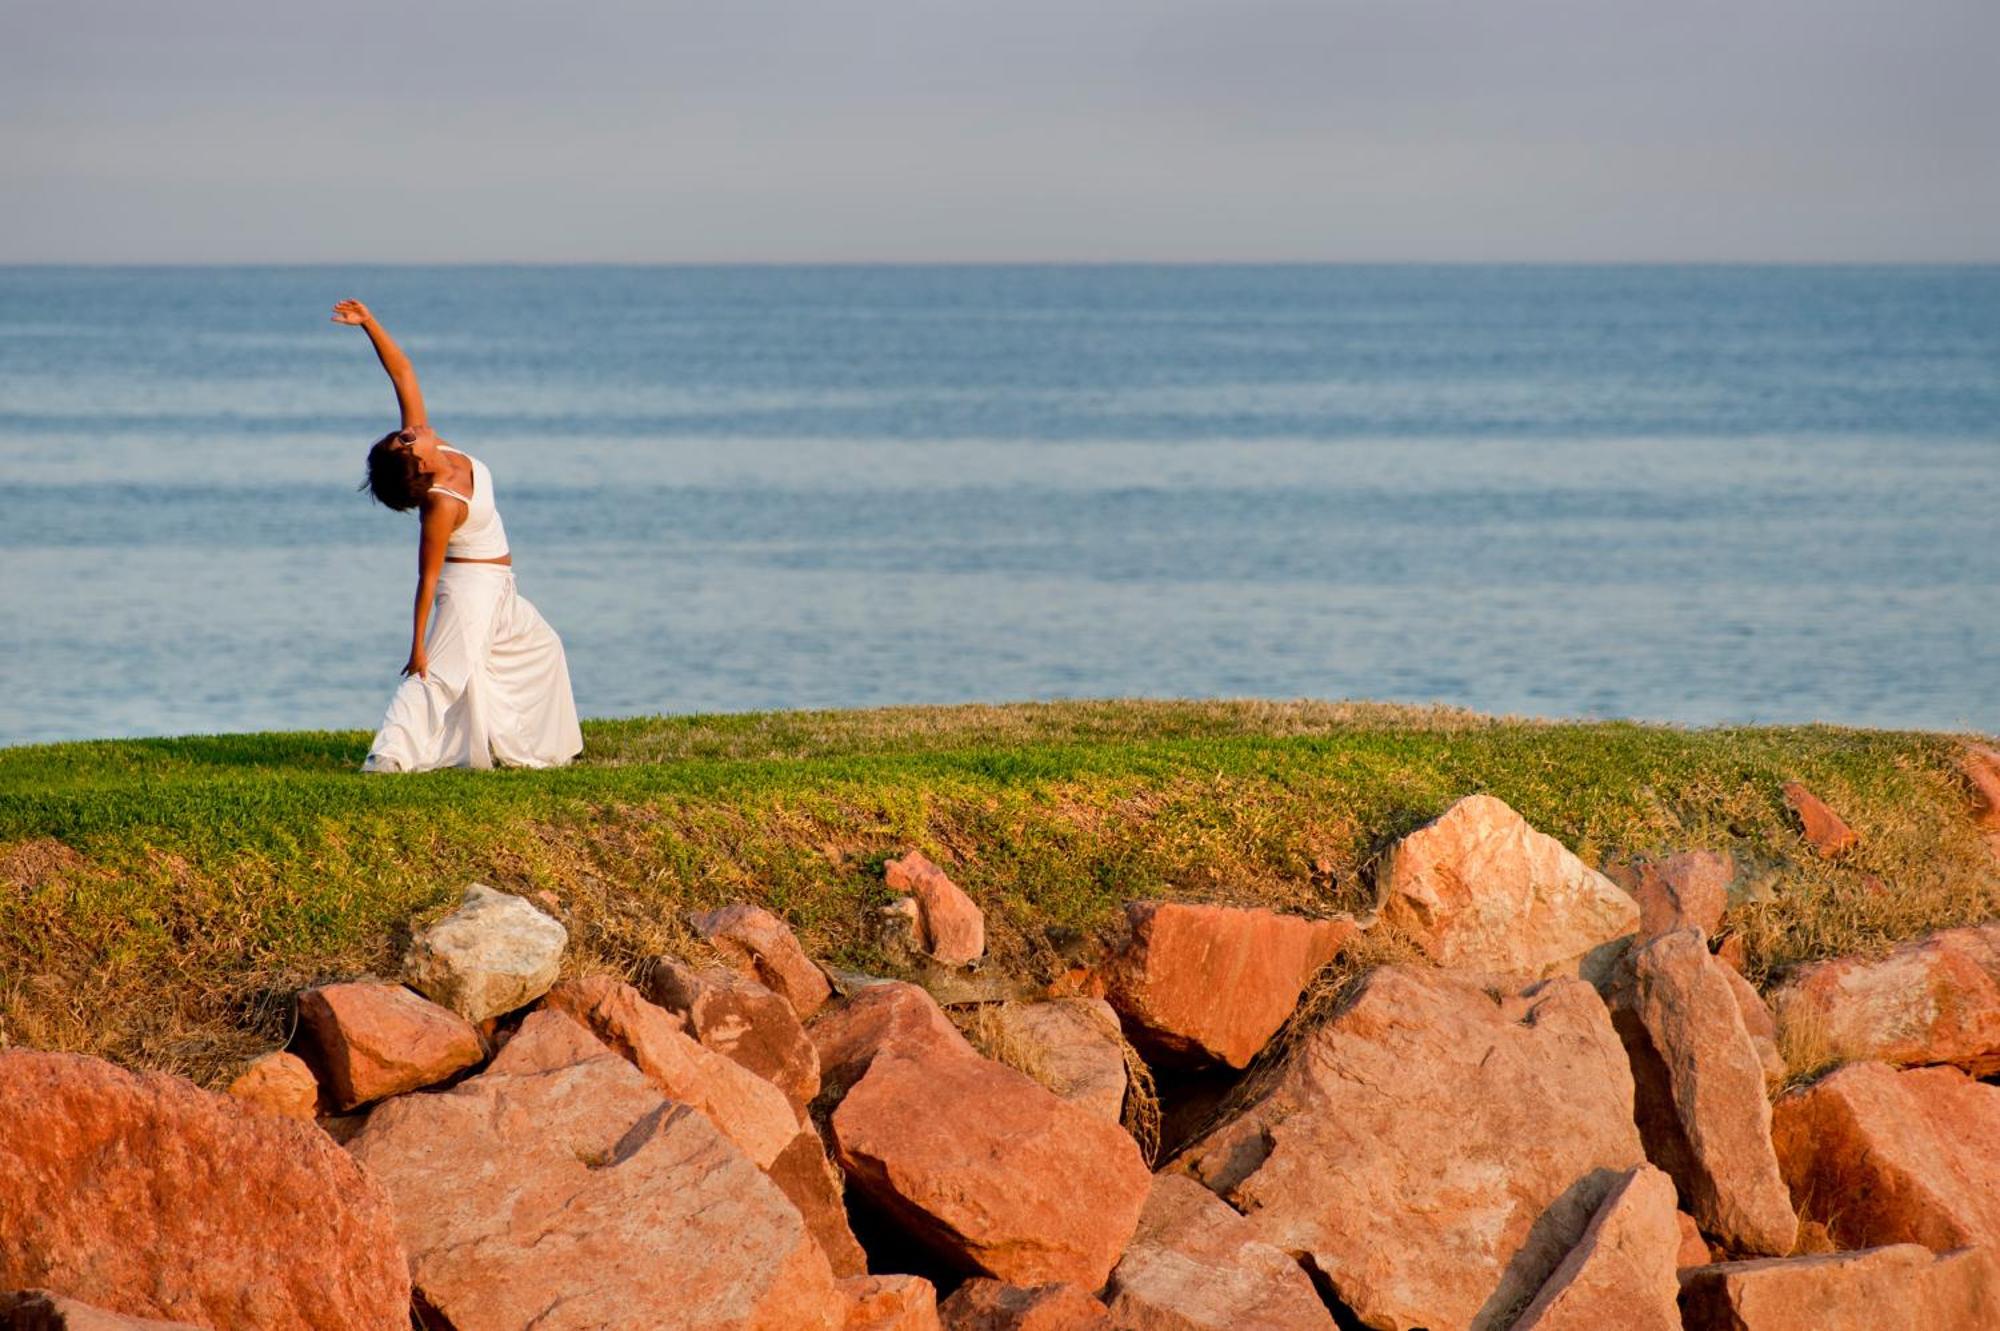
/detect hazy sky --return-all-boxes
[5,1,1996,262]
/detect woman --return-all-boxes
[334,298,582,772]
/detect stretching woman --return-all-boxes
[334,299,582,772]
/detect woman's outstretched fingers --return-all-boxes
[331,299,372,325]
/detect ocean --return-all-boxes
[1,264,1996,746]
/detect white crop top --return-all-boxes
[430,445,511,560]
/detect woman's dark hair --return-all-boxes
[360,430,433,511]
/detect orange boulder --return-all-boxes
[1375,794,1639,977]
[1717,964,1786,1082]
[1100,901,1355,1068]
[1617,849,1733,940]
[1174,966,1645,1331]
[1608,928,1797,1255]
[689,903,834,1020]
[831,1050,1150,1288]
[1781,781,1857,857]
[646,958,824,1114]
[770,1128,871,1279]
[1509,1164,1681,1331]
[1771,1061,2000,1252]
[0,1049,409,1331]
[1677,1211,1713,1268]
[1679,1244,2000,1331]
[225,1049,320,1121]
[1102,1173,1335,1330]
[297,980,483,1111]
[1963,745,2000,857]
[544,975,798,1167]
[1768,924,2000,1077]
[808,980,979,1101]
[348,1010,844,1331]
[885,851,986,966]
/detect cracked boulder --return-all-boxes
[1172,965,1644,1331]
[347,1009,843,1331]
[1102,1173,1335,1330]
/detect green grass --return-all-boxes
[2,700,1994,1086]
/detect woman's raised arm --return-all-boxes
[332,299,427,430]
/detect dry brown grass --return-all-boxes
[950,999,1163,1163]
[1115,1028,1163,1165]
[587,699,1513,767]
[1769,989,1862,1092]
[950,1005,1057,1086]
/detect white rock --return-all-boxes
[403,883,567,1023]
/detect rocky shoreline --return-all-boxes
[4,773,1999,1330]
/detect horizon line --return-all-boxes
[5,258,2000,269]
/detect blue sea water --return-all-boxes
[1,265,1996,746]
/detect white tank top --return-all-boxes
[430,445,510,560]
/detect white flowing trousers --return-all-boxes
[363,565,582,773]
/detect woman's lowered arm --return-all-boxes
[403,497,457,679]
[332,299,427,430]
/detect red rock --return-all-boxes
[225,1050,320,1120]
[690,903,835,1020]
[1619,850,1732,940]
[981,998,1128,1120]
[544,975,798,1167]
[1102,1173,1335,1330]
[0,1049,408,1331]
[646,957,824,1114]
[771,1128,871,1278]
[1770,1061,2000,1252]
[1768,924,2000,1076]
[1099,901,1356,1069]
[1609,928,1797,1254]
[0,1292,205,1330]
[1677,1211,1712,1268]
[937,1281,1108,1331]
[842,1275,943,1331]
[1509,1164,1681,1331]
[1174,966,1644,1331]
[1781,781,1857,857]
[1678,1244,2000,1331]
[1375,794,1640,977]
[831,1050,1150,1288]
[296,980,482,1111]
[885,851,986,965]
[809,980,979,1101]
[1718,965,1786,1082]
[349,1009,844,1330]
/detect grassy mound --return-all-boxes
[2,700,1994,1087]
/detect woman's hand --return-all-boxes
[402,645,429,680]
[335,298,426,428]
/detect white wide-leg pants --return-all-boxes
[363,565,582,773]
